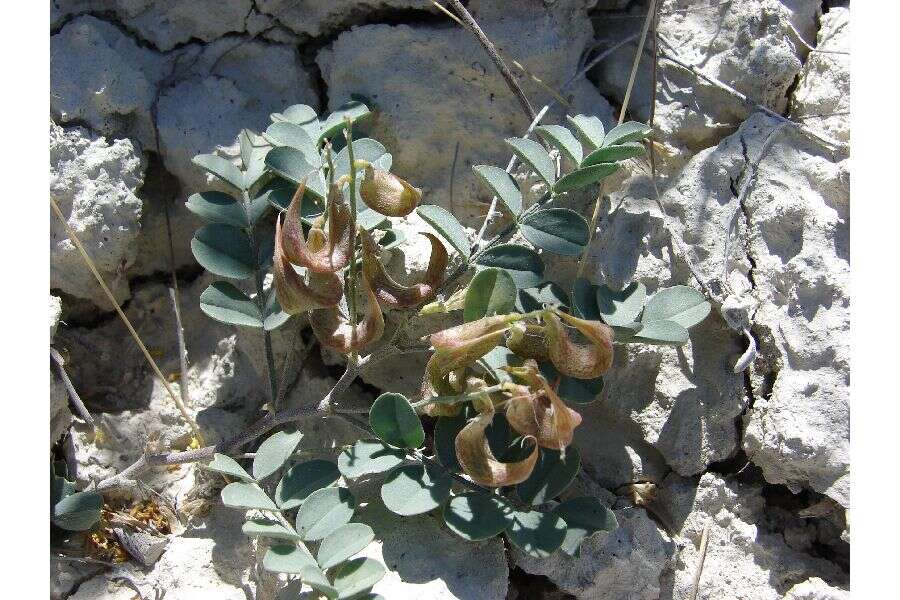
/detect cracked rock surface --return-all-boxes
[49,1,850,598]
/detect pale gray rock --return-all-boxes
[318,2,613,225]
[656,473,846,600]
[592,0,820,163]
[514,507,671,600]
[51,15,168,148]
[50,121,146,306]
[70,505,255,600]
[52,1,254,52]
[790,7,850,144]
[783,578,850,600]
[50,295,63,341]
[156,38,319,194]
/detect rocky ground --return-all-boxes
[50,1,850,598]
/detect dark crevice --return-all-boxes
[506,566,575,600]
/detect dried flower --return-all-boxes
[361,229,447,308]
[281,180,354,273]
[544,309,614,379]
[455,403,538,487]
[308,276,385,353]
[273,216,342,314]
[503,362,582,450]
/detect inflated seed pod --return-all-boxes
[308,276,385,354]
[455,404,538,487]
[273,217,343,314]
[360,228,447,308]
[282,180,354,273]
[502,362,583,450]
[359,164,421,217]
[544,308,614,379]
[505,322,550,362]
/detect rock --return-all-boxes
[733,116,850,509]
[50,121,146,306]
[51,368,72,447]
[255,0,430,39]
[317,2,613,225]
[356,497,509,600]
[656,473,847,600]
[514,507,671,599]
[156,38,319,194]
[591,0,820,163]
[51,15,168,148]
[70,505,255,600]
[784,577,850,600]
[52,1,254,52]
[790,8,850,144]
[50,295,63,341]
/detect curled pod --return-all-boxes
[428,313,523,351]
[273,217,343,314]
[359,164,421,217]
[455,404,538,487]
[282,180,354,273]
[503,365,582,450]
[505,322,550,362]
[360,229,447,308]
[308,276,385,354]
[544,309,614,379]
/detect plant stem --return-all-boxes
[344,118,360,362]
[50,347,95,428]
[243,189,279,413]
[163,199,193,415]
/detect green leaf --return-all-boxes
[264,122,320,166]
[516,447,581,505]
[337,440,406,479]
[641,285,711,328]
[52,491,102,531]
[572,278,601,320]
[272,104,318,127]
[417,205,470,260]
[538,362,603,405]
[332,558,386,600]
[334,138,390,180]
[242,518,302,541]
[193,154,244,190]
[239,129,255,168]
[632,319,689,345]
[476,244,544,289]
[535,125,583,164]
[603,121,652,146]
[473,165,522,216]
[319,100,371,143]
[515,281,569,313]
[263,544,317,574]
[464,267,516,323]
[506,510,567,559]
[300,566,339,600]
[248,194,272,226]
[185,191,247,228]
[581,142,645,166]
[433,410,467,472]
[369,393,424,449]
[191,224,255,279]
[566,115,606,152]
[596,282,647,327]
[554,496,618,556]
[294,487,356,541]
[443,493,512,541]
[276,460,340,510]
[199,281,262,328]
[205,453,253,482]
[317,523,375,570]
[519,208,589,256]
[265,146,320,186]
[263,290,291,331]
[553,163,619,193]
[221,482,277,511]
[506,137,556,186]
[254,429,304,480]
[381,464,452,516]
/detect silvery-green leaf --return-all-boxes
[572,278,600,320]
[596,282,647,327]
[205,453,253,482]
[566,114,606,152]
[633,319,689,345]
[473,165,522,216]
[603,121,652,146]
[417,205,470,260]
[476,244,544,289]
[276,459,340,510]
[553,163,619,193]
[337,440,406,479]
[319,100,371,143]
[516,281,570,313]
[535,125,583,164]
[221,482,277,511]
[333,138,390,180]
[505,137,556,186]
[516,447,580,505]
[253,429,304,480]
[641,285,711,329]
[519,208,589,256]
[264,122,320,166]
[464,267,516,322]
[265,146,319,187]
[443,493,512,541]
[263,544,317,574]
[199,281,263,328]
[332,558,386,600]
[242,518,302,541]
[186,191,247,228]
[554,496,617,556]
[506,510,566,558]
[52,491,102,531]
[317,523,375,570]
[294,487,356,541]
[369,393,424,449]
[193,154,244,190]
[191,224,255,279]
[380,464,452,516]
[581,142,645,166]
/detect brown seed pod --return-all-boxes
[281,180,354,273]
[544,309,614,379]
[428,313,522,351]
[455,404,538,487]
[308,276,385,354]
[503,363,582,450]
[360,228,448,308]
[359,164,422,217]
[273,217,343,314]
[505,322,550,362]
